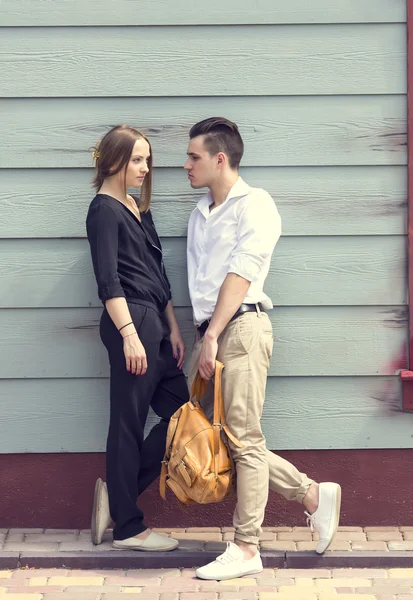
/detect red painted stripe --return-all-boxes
[0,450,411,528]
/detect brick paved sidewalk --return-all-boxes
[0,527,412,570]
[1,566,413,599]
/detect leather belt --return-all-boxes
[197,303,266,338]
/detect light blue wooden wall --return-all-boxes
[0,0,410,452]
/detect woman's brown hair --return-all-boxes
[91,125,153,212]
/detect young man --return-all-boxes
[184,117,341,581]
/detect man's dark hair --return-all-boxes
[189,117,244,169]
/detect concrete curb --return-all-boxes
[1,549,412,570]
[0,553,20,569]
[285,551,413,568]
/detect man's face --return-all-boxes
[184,135,218,189]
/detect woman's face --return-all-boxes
[124,138,151,189]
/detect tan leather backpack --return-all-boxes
[160,361,242,505]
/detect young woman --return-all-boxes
[86,125,188,551]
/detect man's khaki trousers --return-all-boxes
[188,310,314,546]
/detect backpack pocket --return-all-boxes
[176,447,200,487]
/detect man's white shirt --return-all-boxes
[187,177,282,326]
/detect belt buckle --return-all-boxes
[198,319,210,338]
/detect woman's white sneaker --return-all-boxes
[112,531,178,552]
[305,482,341,554]
[196,542,263,581]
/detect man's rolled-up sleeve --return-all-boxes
[229,193,282,283]
[86,204,126,303]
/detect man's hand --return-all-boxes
[198,333,218,380]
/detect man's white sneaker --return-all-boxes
[305,482,341,554]
[196,542,263,581]
[91,478,112,545]
[113,531,179,552]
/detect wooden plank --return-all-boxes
[0,236,406,308]
[1,0,406,26]
[0,375,409,453]
[0,96,406,169]
[0,166,407,238]
[400,0,413,411]
[0,25,406,97]
[0,306,406,378]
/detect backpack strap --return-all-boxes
[190,371,208,407]
[159,460,168,500]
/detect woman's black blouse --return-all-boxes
[86,194,172,311]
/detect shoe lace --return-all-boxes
[305,510,315,532]
[216,543,239,565]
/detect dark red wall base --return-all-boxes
[0,449,410,528]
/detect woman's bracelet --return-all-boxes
[123,331,137,339]
[118,321,133,332]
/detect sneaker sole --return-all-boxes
[316,483,341,554]
[91,478,104,546]
[196,566,263,581]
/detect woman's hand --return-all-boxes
[123,332,147,375]
[170,327,186,370]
